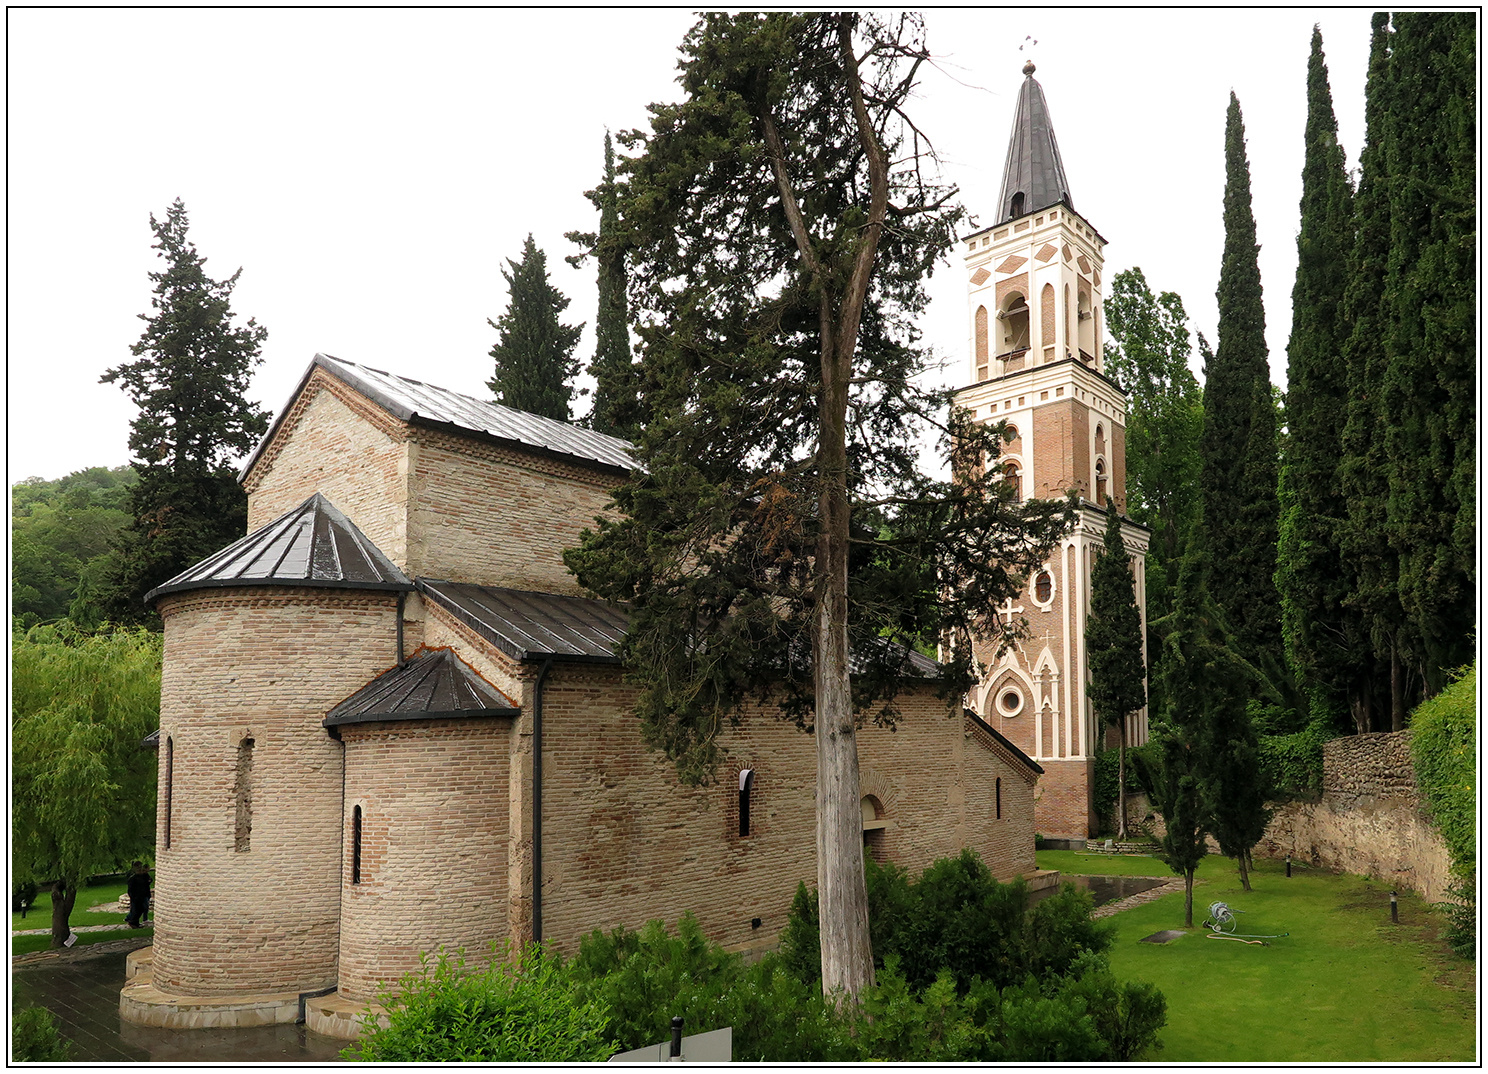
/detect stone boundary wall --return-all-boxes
[1256,730,1452,901]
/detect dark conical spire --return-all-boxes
[996,62,1074,224]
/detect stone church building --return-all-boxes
[119,62,1143,1036]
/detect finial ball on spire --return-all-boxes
[1023,60,1036,76]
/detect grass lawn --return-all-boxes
[11,879,152,956]
[1040,851,1476,1062]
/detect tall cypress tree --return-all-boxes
[89,199,269,627]
[1277,27,1359,729]
[1381,12,1476,697]
[1201,94,1284,682]
[1337,13,1400,732]
[487,235,584,421]
[1213,94,1279,645]
[1085,506,1147,839]
[1165,536,1271,893]
[585,133,641,439]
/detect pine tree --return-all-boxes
[1085,506,1147,839]
[1276,26,1359,730]
[581,133,641,439]
[1337,13,1400,732]
[90,199,269,626]
[1201,94,1285,683]
[565,12,1073,1001]
[487,235,584,421]
[1381,12,1476,698]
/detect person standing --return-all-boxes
[125,862,151,928]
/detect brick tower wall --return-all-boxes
[150,587,400,997]
[1034,757,1096,840]
[337,717,516,1001]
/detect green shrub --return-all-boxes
[1024,882,1117,980]
[1411,664,1476,961]
[344,944,614,1062]
[570,914,857,1061]
[1410,663,1476,871]
[1258,724,1330,799]
[1093,742,1156,832]
[12,1007,71,1062]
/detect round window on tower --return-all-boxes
[995,687,1026,718]
[1034,569,1054,605]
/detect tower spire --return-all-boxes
[996,63,1073,223]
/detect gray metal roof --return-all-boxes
[324,646,519,728]
[996,64,1074,224]
[242,354,636,479]
[419,580,629,664]
[418,579,940,681]
[144,492,412,604]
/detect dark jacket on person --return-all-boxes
[127,871,151,904]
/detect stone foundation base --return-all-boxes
[304,992,388,1041]
[1023,868,1062,892]
[119,946,354,1033]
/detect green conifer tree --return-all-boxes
[1380,12,1476,697]
[584,133,641,439]
[487,235,584,421]
[1085,507,1147,838]
[1277,26,1360,730]
[1337,13,1401,732]
[89,200,269,627]
[1201,94,1284,680]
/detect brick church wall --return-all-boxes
[150,588,400,997]
[1033,757,1096,841]
[337,716,516,1001]
[532,664,1037,959]
[405,430,618,595]
[243,370,410,566]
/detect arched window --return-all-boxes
[1077,290,1095,358]
[234,736,254,853]
[351,805,363,884]
[1010,191,1025,219]
[999,294,1030,356]
[738,769,756,837]
[1095,458,1107,507]
[1004,462,1022,504]
[974,305,989,380]
[163,736,174,850]
[1034,570,1053,604]
[861,795,887,862]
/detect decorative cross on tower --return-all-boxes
[995,597,1025,626]
[1018,35,1040,71]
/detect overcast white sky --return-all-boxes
[7,8,1376,482]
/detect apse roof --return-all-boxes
[241,353,636,479]
[418,580,629,664]
[324,647,519,728]
[995,63,1074,225]
[144,492,412,604]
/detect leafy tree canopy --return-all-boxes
[12,622,161,945]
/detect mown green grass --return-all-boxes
[11,926,153,957]
[12,880,135,933]
[1045,853,1476,1062]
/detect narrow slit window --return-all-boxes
[996,777,1003,819]
[351,805,363,884]
[738,769,755,837]
[163,736,174,850]
[234,737,254,852]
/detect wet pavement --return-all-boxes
[1030,872,1171,908]
[11,946,345,1063]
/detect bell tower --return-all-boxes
[954,61,1150,842]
